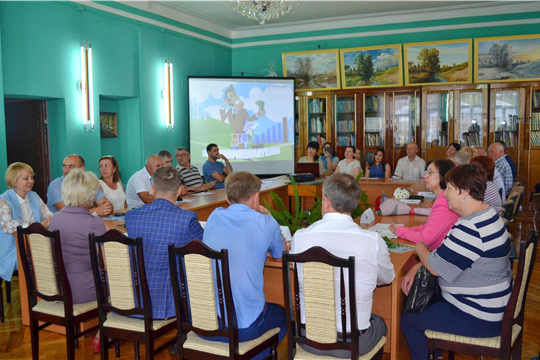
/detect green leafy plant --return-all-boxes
[264,174,370,235]
[382,236,415,249]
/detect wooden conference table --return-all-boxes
[18,176,428,360]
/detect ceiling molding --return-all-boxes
[230,1,540,39]
[231,17,540,48]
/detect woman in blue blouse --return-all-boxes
[365,149,391,179]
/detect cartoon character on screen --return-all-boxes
[219,84,266,149]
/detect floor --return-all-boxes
[0,216,539,360]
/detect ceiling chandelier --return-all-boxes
[226,1,298,25]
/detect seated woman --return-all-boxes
[49,169,106,352]
[471,156,503,212]
[401,164,512,360]
[354,147,367,175]
[365,148,391,179]
[99,155,127,211]
[446,142,461,158]
[0,163,53,283]
[321,141,339,173]
[388,159,458,249]
[298,141,325,175]
[334,146,361,178]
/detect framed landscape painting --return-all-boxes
[340,45,403,89]
[100,112,117,138]
[404,39,472,86]
[475,34,540,83]
[282,49,341,91]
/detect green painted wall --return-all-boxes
[0,24,7,182]
[0,1,231,192]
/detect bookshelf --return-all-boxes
[308,97,328,147]
[392,93,417,147]
[364,94,385,148]
[335,95,356,147]
[490,87,525,149]
[456,88,487,148]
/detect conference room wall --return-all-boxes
[0,1,232,191]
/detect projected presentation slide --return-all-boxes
[188,77,295,175]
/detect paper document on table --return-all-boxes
[366,223,403,239]
[192,192,214,196]
[102,215,125,221]
[418,191,436,199]
[388,247,414,253]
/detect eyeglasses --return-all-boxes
[424,169,439,176]
[176,153,189,157]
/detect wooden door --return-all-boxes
[4,99,51,200]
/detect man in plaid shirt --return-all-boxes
[125,166,204,321]
[488,142,513,196]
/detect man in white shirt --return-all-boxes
[125,155,163,208]
[394,142,426,180]
[291,173,395,357]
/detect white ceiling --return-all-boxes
[117,1,540,39]
[159,1,481,28]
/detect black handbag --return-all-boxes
[403,266,441,313]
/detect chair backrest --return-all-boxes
[500,198,515,221]
[282,247,357,360]
[17,223,74,313]
[508,186,524,220]
[500,230,538,353]
[89,230,153,325]
[168,241,238,356]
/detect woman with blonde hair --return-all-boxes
[49,169,106,352]
[459,146,478,159]
[0,162,53,283]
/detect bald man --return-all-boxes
[47,154,113,216]
[475,147,488,157]
[488,142,513,196]
[394,142,426,180]
[126,155,164,208]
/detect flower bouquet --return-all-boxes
[393,188,411,199]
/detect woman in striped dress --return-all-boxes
[401,164,512,360]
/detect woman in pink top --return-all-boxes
[388,159,459,249]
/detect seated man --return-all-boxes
[125,155,163,208]
[496,141,516,181]
[157,150,173,167]
[394,142,426,180]
[175,147,216,192]
[292,173,395,357]
[203,171,286,358]
[125,166,204,322]
[202,143,232,190]
[488,142,513,196]
[47,154,112,216]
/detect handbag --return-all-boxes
[403,266,441,313]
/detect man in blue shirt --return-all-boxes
[126,166,204,321]
[496,141,516,180]
[488,142,513,195]
[203,171,286,358]
[47,154,112,216]
[202,143,233,190]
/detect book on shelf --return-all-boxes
[495,132,518,147]
[534,91,540,108]
[365,152,375,164]
[365,96,382,112]
[531,131,540,147]
[365,117,383,132]
[309,117,326,134]
[365,133,383,147]
[464,131,481,147]
[337,120,355,133]
[337,99,354,113]
[309,135,327,147]
[309,98,325,113]
[337,135,355,146]
[532,113,540,131]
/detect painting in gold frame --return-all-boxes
[282,49,341,91]
[340,45,403,89]
[475,34,540,83]
[404,39,472,86]
[100,112,118,138]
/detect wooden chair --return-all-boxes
[282,246,386,360]
[508,185,524,223]
[89,229,177,360]
[426,230,539,360]
[0,270,17,322]
[16,223,99,360]
[500,198,516,222]
[168,240,280,359]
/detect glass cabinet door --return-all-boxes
[364,94,385,148]
[308,97,328,146]
[532,88,540,149]
[492,89,521,148]
[457,91,484,147]
[425,92,451,147]
[335,95,356,147]
[393,93,417,147]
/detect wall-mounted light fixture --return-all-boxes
[79,40,94,132]
[162,58,174,131]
